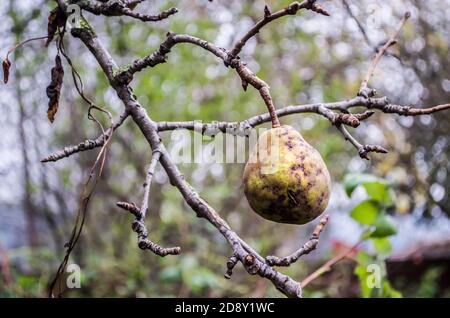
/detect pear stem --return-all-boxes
[259,86,281,128]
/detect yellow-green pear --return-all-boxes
[243,125,331,225]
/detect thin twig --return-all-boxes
[229,0,330,58]
[372,103,450,116]
[116,149,181,257]
[266,215,329,267]
[140,149,161,218]
[301,240,363,288]
[41,110,129,162]
[336,124,388,160]
[358,12,411,97]
[342,0,372,47]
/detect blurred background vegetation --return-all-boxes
[0,0,449,298]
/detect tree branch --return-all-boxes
[370,102,450,116]
[301,240,362,288]
[336,124,388,160]
[41,110,129,163]
[266,215,329,267]
[116,149,181,257]
[230,0,330,58]
[77,0,178,22]
[358,12,411,98]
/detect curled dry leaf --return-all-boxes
[46,7,67,47]
[46,55,64,123]
[2,57,11,84]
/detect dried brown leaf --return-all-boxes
[46,55,64,123]
[46,7,67,47]
[2,58,11,84]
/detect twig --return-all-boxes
[49,104,114,298]
[41,110,129,162]
[372,103,450,116]
[336,125,388,160]
[342,0,372,47]
[116,201,141,218]
[358,12,411,97]
[116,149,181,257]
[229,0,330,58]
[266,215,329,267]
[140,149,161,218]
[79,0,178,22]
[301,240,363,288]
[121,6,178,22]
[2,35,49,84]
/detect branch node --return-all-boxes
[359,144,388,160]
[224,254,238,279]
[264,5,271,18]
[310,2,330,16]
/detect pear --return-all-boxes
[243,125,331,225]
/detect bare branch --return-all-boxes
[358,12,411,97]
[119,32,282,127]
[156,97,383,133]
[317,106,374,128]
[115,32,229,85]
[78,0,178,22]
[266,215,329,267]
[156,96,448,160]
[372,103,450,116]
[336,125,388,160]
[230,0,330,57]
[342,0,372,47]
[301,240,362,288]
[116,149,181,257]
[140,149,161,218]
[120,6,178,22]
[41,110,129,163]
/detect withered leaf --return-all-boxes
[46,7,67,47]
[2,57,11,84]
[46,55,64,123]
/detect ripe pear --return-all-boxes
[243,125,331,225]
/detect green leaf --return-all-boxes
[371,237,392,256]
[355,251,374,267]
[350,200,380,225]
[359,228,374,240]
[371,214,397,238]
[343,173,378,197]
[363,181,393,206]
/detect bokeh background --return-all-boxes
[0,0,449,297]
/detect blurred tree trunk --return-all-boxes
[17,74,39,247]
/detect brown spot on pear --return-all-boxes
[243,125,331,225]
